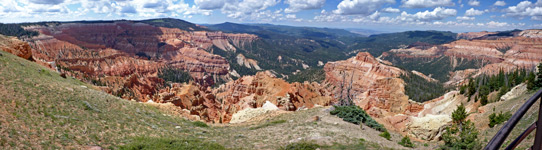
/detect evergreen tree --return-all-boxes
[535,63,542,89]
[480,95,488,106]
[527,71,536,90]
[441,103,480,149]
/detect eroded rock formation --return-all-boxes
[323,52,477,141]
[154,71,335,123]
[23,21,258,101]
[383,32,542,85]
[236,54,261,70]
[0,35,32,60]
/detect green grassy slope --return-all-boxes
[0,50,221,149]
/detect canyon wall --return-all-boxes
[23,21,257,101]
[383,30,542,84]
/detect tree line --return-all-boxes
[460,64,542,106]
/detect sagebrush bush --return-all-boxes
[330,105,386,132]
[488,112,511,128]
[281,142,321,150]
[191,121,208,128]
[379,131,391,140]
[398,136,414,148]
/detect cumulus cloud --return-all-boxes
[382,7,400,13]
[456,16,474,20]
[222,0,280,19]
[401,0,454,8]
[333,0,395,15]
[465,8,483,16]
[195,0,225,10]
[314,9,347,22]
[467,0,479,7]
[505,0,542,20]
[398,7,457,22]
[494,1,506,6]
[284,0,326,13]
[286,14,296,19]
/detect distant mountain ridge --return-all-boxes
[206,22,361,39]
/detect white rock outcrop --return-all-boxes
[229,101,279,123]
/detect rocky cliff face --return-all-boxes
[154,71,335,123]
[324,52,404,99]
[0,35,32,60]
[324,52,423,117]
[236,54,261,70]
[519,29,542,38]
[23,21,258,101]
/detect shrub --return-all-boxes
[488,112,512,128]
[379,131,391,140]
[330,105,386,132]
[398,136,414,148]
[191,121,208,128]
[281,142,321,150]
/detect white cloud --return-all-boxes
[286,14,296,19]
[494,1,506,6]
[398,7,457,22]
[221,0,280,19]
[284,0,326,13]
[465,8,483,16]
[456,16,474,20]
[505,0,542,21]
[433,21,475,27]
[401,0,454,8]
[333,0,395,15]
[314,9,347,22]
[485,21,509,27]
[195,0,225,10]
[382,7,400,13]
[467,0,479,6]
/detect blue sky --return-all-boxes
[0,0,541,32]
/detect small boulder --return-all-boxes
[60,72,67,78]
[312,116,320,122]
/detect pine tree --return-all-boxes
[527,71,536,90]
[535,63,542,89]
[480,95,488,106]
[441,103,480,149]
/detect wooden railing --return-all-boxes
[485,89,542,150]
